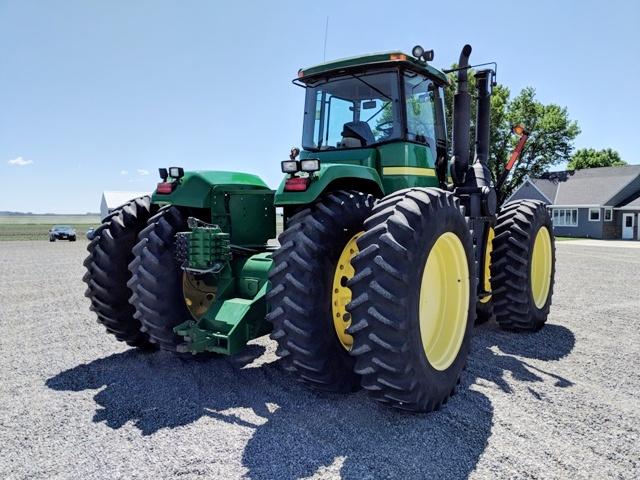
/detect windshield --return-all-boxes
[302,71,401,151]
[53,225,73,232]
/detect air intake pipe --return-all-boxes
[451,44,472,186]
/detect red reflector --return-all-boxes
[156,182,174,194]
[284,177,309,191]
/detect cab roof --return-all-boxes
[298,51,449,85]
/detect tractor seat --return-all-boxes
[340,121,375,148]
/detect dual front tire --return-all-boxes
[268,188,476,411]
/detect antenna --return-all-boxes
[323,16,329,61]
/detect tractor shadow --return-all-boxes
[46,323,575,479]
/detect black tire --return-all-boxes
[70,236,77,242]
[475,225,494,324]
[348,188,475,412]
[83,196,156,347]
[128,205,190,351]
[267,190,375,392]
[491,199,555,331]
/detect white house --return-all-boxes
[100,191,149,220]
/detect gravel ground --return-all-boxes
[0,240,638,479]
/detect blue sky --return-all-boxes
[0,0,638,213]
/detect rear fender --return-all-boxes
[274,164,384,206]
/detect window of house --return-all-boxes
[589,208,601,222]
[552,208,578,227]
[604,208,613,221]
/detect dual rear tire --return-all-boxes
[83,201,194,351]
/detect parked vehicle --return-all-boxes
[49,225,76,242]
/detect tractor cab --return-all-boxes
[276,52,451,206]
[298,53,448,154]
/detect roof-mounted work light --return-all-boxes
[412,45,435,62]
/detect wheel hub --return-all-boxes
[531,226,552,308]
[480,227,495,304]
[419,232,470,371]
[183,273,217,319]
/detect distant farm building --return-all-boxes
[100,191,149,220]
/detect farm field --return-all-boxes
[0,215,100,241]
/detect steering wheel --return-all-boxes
[376,121,394,135]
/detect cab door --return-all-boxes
[379,72,443,193]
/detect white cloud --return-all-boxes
[120,170,129,175]
[137,169,149,176]
[7,157,33,166]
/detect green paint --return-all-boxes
[378,142,440,193]
[299,51,449,85]
[152,170,269,209]
[274,162,384,206]
[153,170,275,248]
[174,252,273,355]
[184,223,231,270]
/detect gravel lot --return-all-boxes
[1,240,638,479]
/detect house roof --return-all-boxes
[552,165,640,206]
[530,178,560,203]
[617,190,640,209]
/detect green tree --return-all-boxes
[444,71,581,199]
[567,148,626,170]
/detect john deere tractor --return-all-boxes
[84,44,555,412]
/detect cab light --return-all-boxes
[156,182,174,194]
[284,177,309,191]
[300,159,320,172]
[281,160,299,173]
[169,166,184,178]
[389,54,407,61]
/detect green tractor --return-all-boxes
[84,44,555,412]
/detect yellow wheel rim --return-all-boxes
[183,273,217,319]
[331,232,362,351]
[531,226,552,308]
[479,227,495,304]
[419,232,470,371]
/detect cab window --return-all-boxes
[403,72,436,145]
[302,71,401,150]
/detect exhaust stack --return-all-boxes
[474,70,492,167]
[451,44,472,185]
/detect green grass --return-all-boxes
[0,223,98,241]
[0,214,101,241]
[0,215,100,225]
[555,236,580,242]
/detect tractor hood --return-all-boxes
[152,170,271,209]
